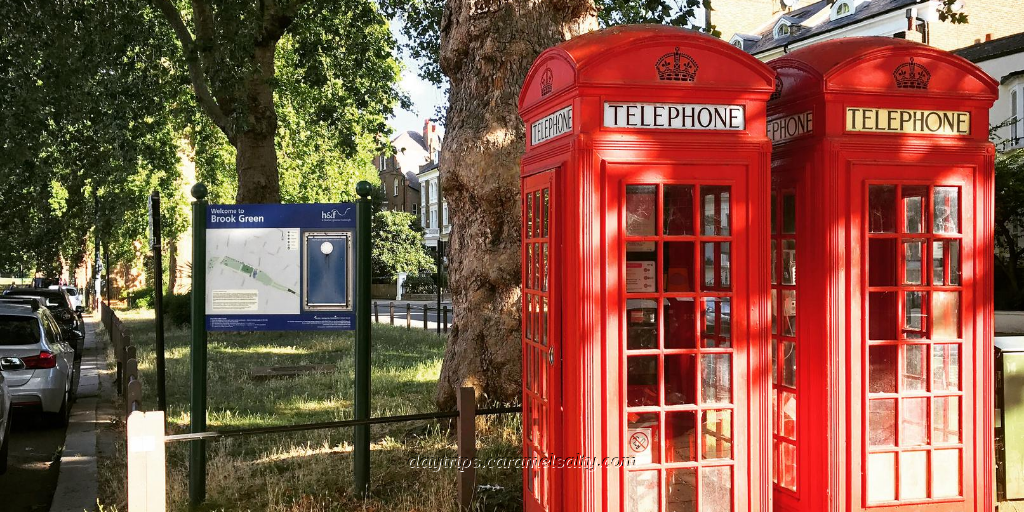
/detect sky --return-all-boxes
[388,20,447,137]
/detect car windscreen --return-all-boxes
[0,315,41,345]
[5,291,70,309]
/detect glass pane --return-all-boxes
[627,470,660,512]
[627,356,658,407]
[903,185,928,234]
[627,246,658,293]
[666,411,697,462]
[782,194,796,234]
[626,185,657,236]
[934,187,960,234]
[771,192,777,234]
[899,451,928,500]
[702,409,733,460]
[701,186,731,236]
[700,466,733,512]
[779,442,797,491]
[542,189,550,237]
[867,452,896,503]
[701,298,731,348]
[904,291,928,339]
[664,185,695,236]
[904,240,923,285]
[869,292,898,340]
[628,413,661,464]
[526,193,534,237]
[701,354,732,404]
[932,344,960,391]
[783,341,796,388]
[782,239,796,285]
[664,241,695,293]
[627,299,658,350]
[933,396,960,444]
[931,449,961,498]
[780,390,796,439]
[869,345,897,394]
[665,355,697,405]
[702,242,731,291]
[902,344,928,392]
[869,238,898,287]
[869,185,897,233]
[666,468,697,512]
[933,240,963,286]
[781,290,796,337]
[771,240,777,285]
[869,399,896,446]
[902,397,929,446]
[771,289,778,335]
[932,291,960,339]
[949,241,961,285]
[772,342,778,385]
[665,298,696,349]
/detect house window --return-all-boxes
[775,23,791,38]
[837,2,850,16]
[733,40,743,49]
[413,203,418,216]
[431,208,438,229]
[443,203,449,226]
[393,178,400,197]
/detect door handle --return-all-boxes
[548,348,555,365]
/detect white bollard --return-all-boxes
[127,411,167,512]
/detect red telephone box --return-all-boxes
[518,26,775,512]
[766,38,997,512]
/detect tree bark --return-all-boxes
[435,0,596,409]
[235,43,281,203]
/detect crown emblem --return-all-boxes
[770,76,783,101]
[893,57,931,89]
[656,47,698,82]
[540,68,553,96]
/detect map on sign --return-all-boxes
[204,203,356,331]
[206,228,301,315]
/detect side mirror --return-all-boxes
[0,357,25,371]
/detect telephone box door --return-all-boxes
[523,169,561,511]
[853,164,977,510]
[614,162,762,512]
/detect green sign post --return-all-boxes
[189,183,209,507]
[353,181,372,496]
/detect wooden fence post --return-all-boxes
[389,301,394,325]
[374,302,379,323]
[127,411,166,512]
[406,303,411,329]
[457,386,476,511]
[423,305,430,330]
[443,306,449,333]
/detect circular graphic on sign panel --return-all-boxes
[320,241,334,255]
[629,431,650,453]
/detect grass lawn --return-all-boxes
[96,309,522,511]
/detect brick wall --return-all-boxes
[928,0,1024,51]
[712,0,819,40]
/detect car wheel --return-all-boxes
[0,407,11,474]
[48,384,70,427]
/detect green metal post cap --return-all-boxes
[355,181,373,199]
[191,183,208,200]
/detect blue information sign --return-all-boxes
[204,203,356,331]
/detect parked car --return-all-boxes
[2,288,84,360]
[0,357,12,473]
[0,301,75,426]
[49,285,83,312]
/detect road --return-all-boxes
[0,352,83,511]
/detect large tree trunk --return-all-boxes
[435,0,596,409]
[235,43,281,204]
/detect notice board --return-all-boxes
[204,203,356,331]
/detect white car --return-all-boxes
[0,300,75,426]
[49,285,83,311]
[0,359,11,473]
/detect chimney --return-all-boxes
[423,119,440,160]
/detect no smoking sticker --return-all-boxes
[629,431,650,453]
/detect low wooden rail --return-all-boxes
[100,302,143,415]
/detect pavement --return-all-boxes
[47,315,110,512]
